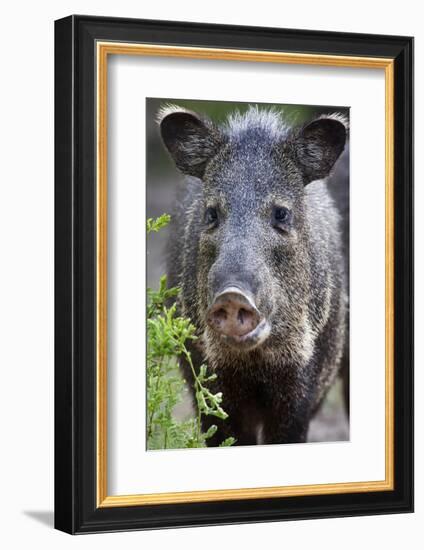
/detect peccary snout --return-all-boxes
[208,288,260,336]
[207,287,270,349]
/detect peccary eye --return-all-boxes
[205,206,218,227]
[273,206,292,232]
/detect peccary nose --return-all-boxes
[207,288,261,338]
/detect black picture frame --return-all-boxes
[55,14,414,534]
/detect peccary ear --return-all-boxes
[158,107,223,178]
[290,116,347,184]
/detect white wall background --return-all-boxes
[0,1,420,547]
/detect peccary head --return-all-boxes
[159,105,346,354]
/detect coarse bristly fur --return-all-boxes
[158,105,349,446]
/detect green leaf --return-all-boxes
[147,214,171,233]
[220,437,236,447]
[204,425,218,439]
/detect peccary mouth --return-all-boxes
[206,287,271,351]
[218,317,272,351]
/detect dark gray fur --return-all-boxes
[159,105,349,445]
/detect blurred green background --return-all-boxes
[146,97,349,443]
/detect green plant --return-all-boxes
[146,214,235,450]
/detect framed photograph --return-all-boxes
[54,15,413,534]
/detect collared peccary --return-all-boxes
[158,104,348,446]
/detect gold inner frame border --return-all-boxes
[96,42,394,508]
